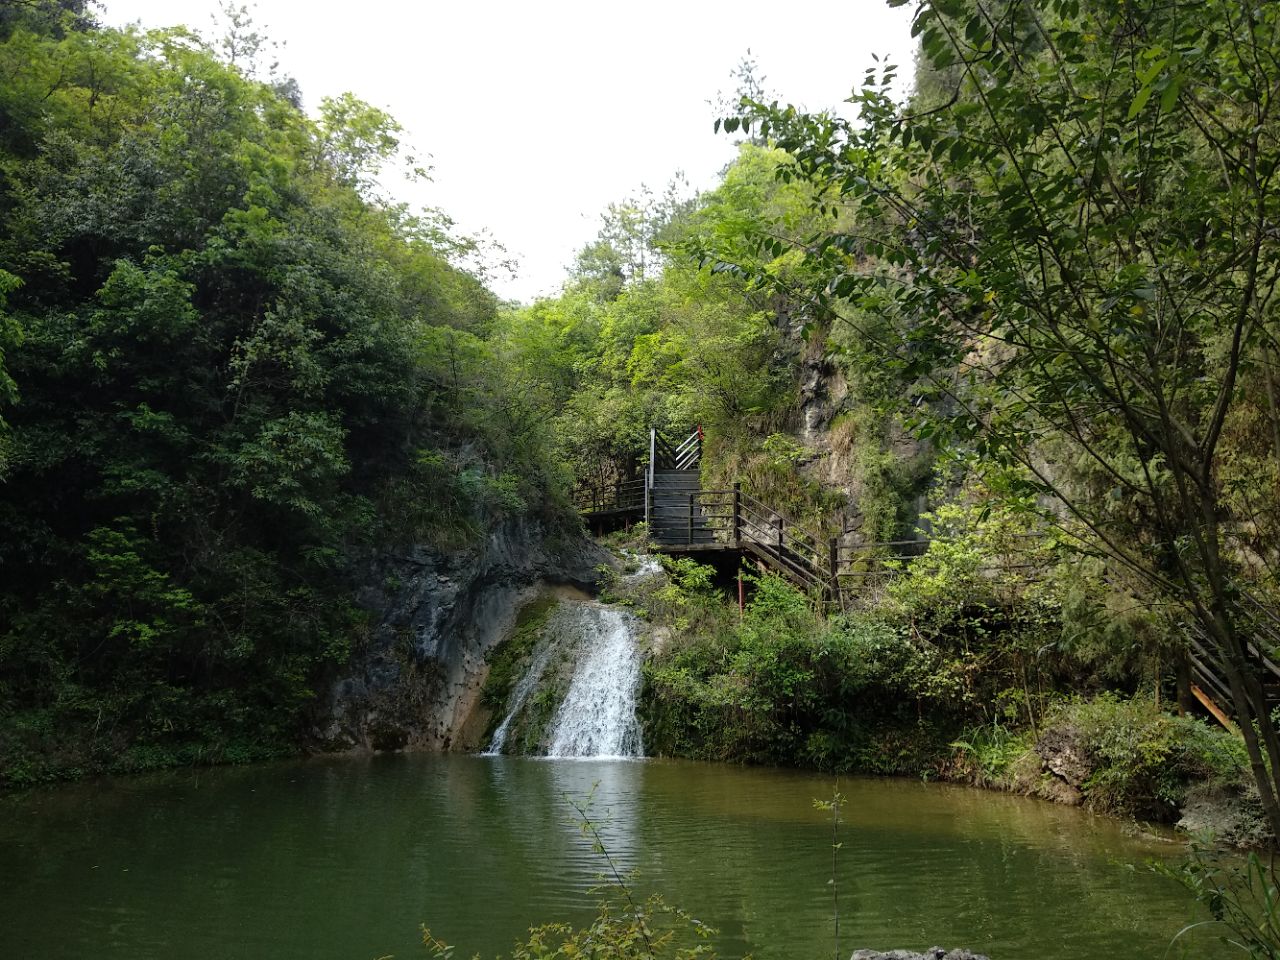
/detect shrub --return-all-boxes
[424,891,718,960]
[1053,694,1249,821]
[950,721,1035,787]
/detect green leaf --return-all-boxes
[1127,85,1154,119]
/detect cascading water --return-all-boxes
[484,557,659,759]
[481,638,557,757]
[544,606,644,759]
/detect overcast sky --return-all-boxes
[99,1,918,303]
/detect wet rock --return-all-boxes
[1034,773,1084,807]
[849,951,987,960]
[312,518,612,753]
[648,625,673,657]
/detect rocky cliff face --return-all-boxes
[793,329,933,547]
[313,519,612,753]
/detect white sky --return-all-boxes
[99,1,917,303]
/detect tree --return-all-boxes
[728,0,1280,834]
[0,0,95,41]
[0,12,566,784]
[569,178,696,300]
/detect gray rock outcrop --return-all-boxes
[313,518,611,753]
[1033,724,1091,805]
[1178,782,1274,848]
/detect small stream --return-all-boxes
[484,601,645,759]
[544,605,644,758]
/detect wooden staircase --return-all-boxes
[649,469,716,546]
[643,427,713,546]
[578,427,926,602]
[1184,602,1280,734]
[573,426,1280,736]
[577,427,842,599]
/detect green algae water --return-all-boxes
[0,754,1231,959]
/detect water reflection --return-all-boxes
[0,754,1233,960]
[545,757,645,887]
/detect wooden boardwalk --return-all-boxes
[577,428,924,604]
[575,427,1280,734]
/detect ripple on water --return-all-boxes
[0,753,1234,960]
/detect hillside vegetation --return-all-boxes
[492,0,1280,842]
[4,0,1280,860]
[0,2,570,784]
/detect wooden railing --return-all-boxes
[735,488,832,596]
[578,427,1041,604]
[1184,596,1280,725]
[647,486,1062,607]
[645,485,915,600]
[672,429,702,470]
[572,478,645,515]
[575,428,703,526]
[648,427,702,471]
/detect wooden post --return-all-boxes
[645,428,655,530]
[688,493,694,544]
[738,571,745,620]
[777,516,784,550]
[829,537,839,591]
[733,482,741,547]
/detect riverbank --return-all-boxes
[8,532,1264,855]
[601,544,1271,849]
[0,516,610,790]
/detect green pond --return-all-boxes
[0,754,1230,959]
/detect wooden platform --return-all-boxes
[655,542,741,555]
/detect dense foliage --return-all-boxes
[0,3,567,784]
[616,547,1255,832]
[5,0,1280,853]
[703,0,1280,835]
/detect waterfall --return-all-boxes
[545,606,644,759]
[481,638,557,757]
[483,599,646,760]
